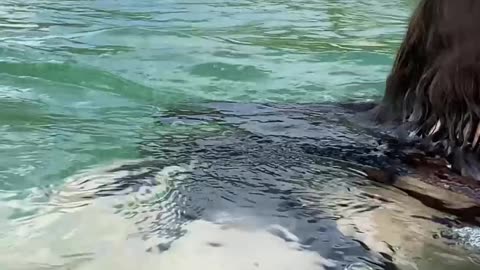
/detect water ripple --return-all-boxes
[2,1,479,269]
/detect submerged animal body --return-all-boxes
[1,102,409,270]
[372,0,480,180]
[4,102,478,270]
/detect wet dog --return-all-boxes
[370,0,480,180]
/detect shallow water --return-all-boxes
[1,0,480,270]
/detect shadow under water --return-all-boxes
[1,102,480,270]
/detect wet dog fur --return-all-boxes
[371,0,480,180]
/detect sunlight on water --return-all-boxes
[0,160,334,270]
[0,0,479,269]
[2,102,480,269]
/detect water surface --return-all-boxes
[1,1,479,270]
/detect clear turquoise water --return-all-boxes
[2,1,480,270]
[0,0,411,190]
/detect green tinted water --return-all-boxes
[6,1,479,270]
[0,0,411,190]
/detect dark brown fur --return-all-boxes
[374,0,480,179]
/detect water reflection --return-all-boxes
[0,0,479,269]
[2,102,479,270]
